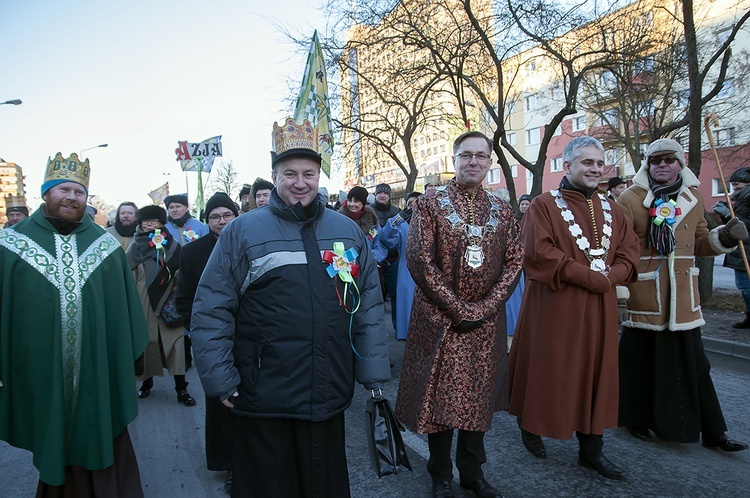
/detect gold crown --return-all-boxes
[272,118,319,155]
[4,193,26,209]
[44,152,91,190]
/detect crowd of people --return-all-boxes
[0,126,748,498]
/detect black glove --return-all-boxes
[453,318,486,333]
[398,207,413,224]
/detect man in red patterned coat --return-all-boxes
[396,131,523,498]
[508,136,640,481]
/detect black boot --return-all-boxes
[576,432,626,481]
[517,418,546,458]
[138,377,153,398]
[732,312,750,329]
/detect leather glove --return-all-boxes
[398,207,413,224]
[617,299,628,325]
[453,318,486,333]
[718,217,748,247]
[712,201,731,221]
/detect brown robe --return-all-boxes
[508,188,639,439]
[395,180,523,434]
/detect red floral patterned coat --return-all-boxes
[395,180,524,433]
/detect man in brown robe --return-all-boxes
[508,136,640,480]
[396,131,523,498]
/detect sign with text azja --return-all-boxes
[175,136,222,172]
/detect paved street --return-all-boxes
[2,309,749,497]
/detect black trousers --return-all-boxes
[205,396,235,471]
[232,413,350,498]
[619,326,727,442]
[427,429,486,483]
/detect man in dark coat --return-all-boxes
[176,192,238,492]
[190,117,390,497]
[713,166,750,328]
[373,183,400,328]
[397,131,523,498]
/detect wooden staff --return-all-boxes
[704,113,750,275]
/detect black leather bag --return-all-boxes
[364,390,412,477]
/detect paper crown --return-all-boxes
[4,193,27,209]
[271,118,321,167]
[43,152,91,193]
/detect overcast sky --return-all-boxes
[1,0,335,209]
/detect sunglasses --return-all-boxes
[648,157,678,166]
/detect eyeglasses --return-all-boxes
[648,156,678,166]
[141,219,161,225]
[208,213,236,222]
[456,153,491,162]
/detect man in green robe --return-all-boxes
[0,152,148,496]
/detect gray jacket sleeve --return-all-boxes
[190,224,246,400]
[351,230,391,390]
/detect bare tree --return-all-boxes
[205,159,239,199]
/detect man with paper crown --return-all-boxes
[0,152,148,495]
[191,118,390,497]
[3,193,29,227]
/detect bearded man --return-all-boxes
[106,201,138,250]
[0,153,148,495]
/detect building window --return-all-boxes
[552,125,562,136]
[717,78,735,99]
[572,116,586,131]
[440,144,446,153]
[526,61,537,74]
[712,178,731,197]
[675,90,690,108]
[525,93,538,111]
[636,100,655,118]
[511,164,518,177]
[550,157,563,172]
[526,127,541,145]
[487,168,501,184]
[715,127,735,147]
[507,133,517,146]
[506,100,516,114]
[605,148,621,166]
[600,70,617,90]
[526,168,533,179]
[635,56,654,73]
[551,86,562,100]
[600,108,618,127]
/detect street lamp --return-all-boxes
[0,99,22,105]
[79,143,108,156]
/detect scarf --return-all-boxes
[559,176,597,199]
[168,211,192,228]
[132,228,180,311]
[114,219,137,237]
[345,206,366,220]
[647,172,683,255]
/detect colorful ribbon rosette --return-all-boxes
[183,228,200,244]
[323,242,361,314]
[649,199,681,226]
[149,229,168,249]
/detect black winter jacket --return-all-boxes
[715,185,750,271]
[190,191,390,421]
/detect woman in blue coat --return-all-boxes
[379,192,420,340]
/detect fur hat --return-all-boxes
[137,205,168,225]
[239,184,252,197]
[252,178,274,197]
[646,139,686,169]
[348,186,369,205]
[164,193,188,208]
[375,183,392,196]
[519,194,532,203]
[730,167,750,184]
[205,192,239,218]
